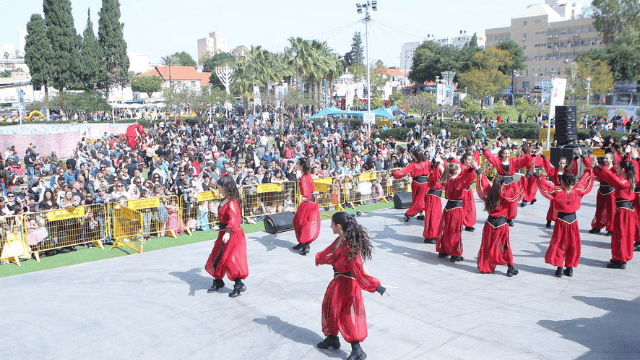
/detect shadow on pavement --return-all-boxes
[254,233,298,253]
[581,239,612,250]
[538,296,640,359]
[253,316,348,359]
[169,268,211,296]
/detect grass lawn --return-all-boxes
[0,201,394,279]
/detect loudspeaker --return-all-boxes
[555,106,578,146]
[394,192,413,209]
[550,146,576,168]
[264,212,295,234]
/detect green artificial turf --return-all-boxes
[0,201,394,278]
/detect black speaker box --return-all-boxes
[555,105,576,119]
[394,192,413,209]
[550,147,576,167]
[264,212,295,234]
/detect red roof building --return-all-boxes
[138,66,211,89]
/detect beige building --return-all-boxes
[197,31,228,63]
[485,1,603,93]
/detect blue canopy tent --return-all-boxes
[345,107,395,120]
[387,105,407,117]
[308,106,346,120]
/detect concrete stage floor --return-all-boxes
[2,189,640,360]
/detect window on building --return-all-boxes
[191,81,196,87]
[561,29,567,34]
[576,28,581,33]
[568,28,574,34]
[524,21,528,25]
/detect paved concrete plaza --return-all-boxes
[2,189,640,360]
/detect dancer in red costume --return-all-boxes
[125,122,146,150]
[520,144,544,207]
[537,153,594,277]
[594,155,638,269]
[423,154,446,244]
[541,153,579,228]
[392,149,430,222]
[482,147,533,226]
[476,169,530,276]
[629,149,640,251]
[589,153,616,235]
[436,160,481,262]
[205,175,249,297]
[315,212,389,360]
[292,158,321,255]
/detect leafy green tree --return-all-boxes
[389,91,404,106]
[25,14,55,100]
[459,48,511,112]
[461,96,481,117]
[202,52,236,72]
[590,0,640,44]
[350,32,364,67]
[171,51,197,67]
[80,8,103,90]
[589,105,609,119]
[51,91,111,120]
[496,40,527,76]
[370,92,384,109]
[44,0,81,90]
[408,92,438,121]
[98,0,129,97]
[409,41,462,85]
[578,28,640,82]
[131,75,163,98]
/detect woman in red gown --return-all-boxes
[482,147,533,226]
[594,157,638,269]
[590,153,616,235]
[392,149,430,222]
[520,145,544,207]
[541,153,579,228]
[205,174,249,297]
[423,155,446,244]
[537,154,594,277]
[293,158,321,255]
[315,212,389,360]
[436,160,481,262]
[460,153,478,232]
[476,171,530,276]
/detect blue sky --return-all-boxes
[0,0,592,67]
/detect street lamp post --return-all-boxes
[356,1,377,135]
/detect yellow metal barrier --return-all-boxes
[0,214,31,266]
[128,195,186,239]
[110,203,144,253]
[313,177,344,212]
[386,168,412,198]
[23,204,106,257]
[179,190,222,233]
[240,181,297,221]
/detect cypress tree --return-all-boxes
[43,0,81,90]
[98,0,129,98]
[24,14,54,99]
[81,8,104,90]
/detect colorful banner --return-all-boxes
[314,178,333,185]
[315,183,329,193]
[257,183,283,194]
[48,206,85,221]
[128,197,160,210]
[197,191,217,201]
[549,78,567,120]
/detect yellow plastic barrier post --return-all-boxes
[0,214,31,266]
[110,204,144,253]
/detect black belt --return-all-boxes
[599,184,615,195]
[445,200,463,210]
[556,211,577,224]
[486,215,507,228]
[427,189,443,197]
[333,268,353,278]
[502,175,514,185]
[616,199,634,210]
[413,176,428,184]
[217,222,227,229]
[465,186,471,191]
[635,185,640,194]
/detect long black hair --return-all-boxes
[217,174,242,206]
[484,176,504,213]
[298,158,311,174]
[618,160,637,192]
[412,148,425,163]
[332,211,374,261]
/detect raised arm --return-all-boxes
[510,153,533,171]
[475,173,491,201]
[594,165,626,189]
[483,148,502,169]
[392,162,415,178]
[536,173,562,201]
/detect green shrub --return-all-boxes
[379,127,411,140]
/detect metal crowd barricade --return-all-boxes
[22,204,106,258]
[109,203,144,253]
[386,168,412,198]
[240,181,297,222]
[127,195,186,239]
[313,177,343,213]
[179,190,222,233]
[344,171,389,208]
[0,214,31,266]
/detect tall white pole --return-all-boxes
[365,13,371,136]
[546,74,555,151]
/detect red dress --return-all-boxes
[393,161,430,217]
[538,160,594,268]
[293,174,321,244]
[205,200,249,281]
[475,173,528,273]
[523,156,544,202]
[315,237,382,343]
[449,158,477,228]
[542,156,580,222]
[594,166,637,263]
[590,165,617,232]
[483,149,532,220]
[628,157,640,244]
[423,160,445,239]
[436,167,476,257]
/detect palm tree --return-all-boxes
[161,54,178,89]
